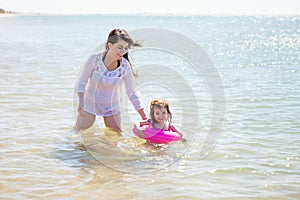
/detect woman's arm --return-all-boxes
[138,109,147,120]
[134,119,149,127]
[77,92,85,116]
[123,61,146,119]
[74,54,97,93]
[74,54,97,115]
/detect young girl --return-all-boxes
[134,98,185,141]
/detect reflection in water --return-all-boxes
[64,127,189,199]
[77,127,188,173]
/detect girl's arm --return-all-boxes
[170,124,183,137]
[170,124,187,142]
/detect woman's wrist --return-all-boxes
[138,109,147,120]
[142,116,147,120]
[78,92,84,101]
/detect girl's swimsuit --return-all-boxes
[74,52,144,116]
[147,119,172,131]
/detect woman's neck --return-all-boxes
[103,51,120,71]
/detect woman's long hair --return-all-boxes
[105,28,142,77]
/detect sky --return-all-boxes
[0,0,299,15]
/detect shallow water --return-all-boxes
[0,15,299,199]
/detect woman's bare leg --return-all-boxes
[103,113,121,131]
[76,110,96,130]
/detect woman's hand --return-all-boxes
[134,121,146,138]
[136,128,145,138]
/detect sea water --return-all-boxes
[0,15,299,199]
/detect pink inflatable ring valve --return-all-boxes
[133,124,181,144]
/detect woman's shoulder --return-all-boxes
[91,52,103,61]
[84,52,103,66]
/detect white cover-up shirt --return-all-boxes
[74,52,144,116]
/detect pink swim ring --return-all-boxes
[132,124,182,144]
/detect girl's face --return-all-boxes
[108,39,128,59]
[153,107,168,124]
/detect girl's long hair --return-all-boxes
[150,98,173,124]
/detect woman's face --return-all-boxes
[108,39,129,59]
[153,107,168,124]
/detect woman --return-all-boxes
[74,28,147,131]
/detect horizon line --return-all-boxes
[1,7,299,17]
[1,11,299,17]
